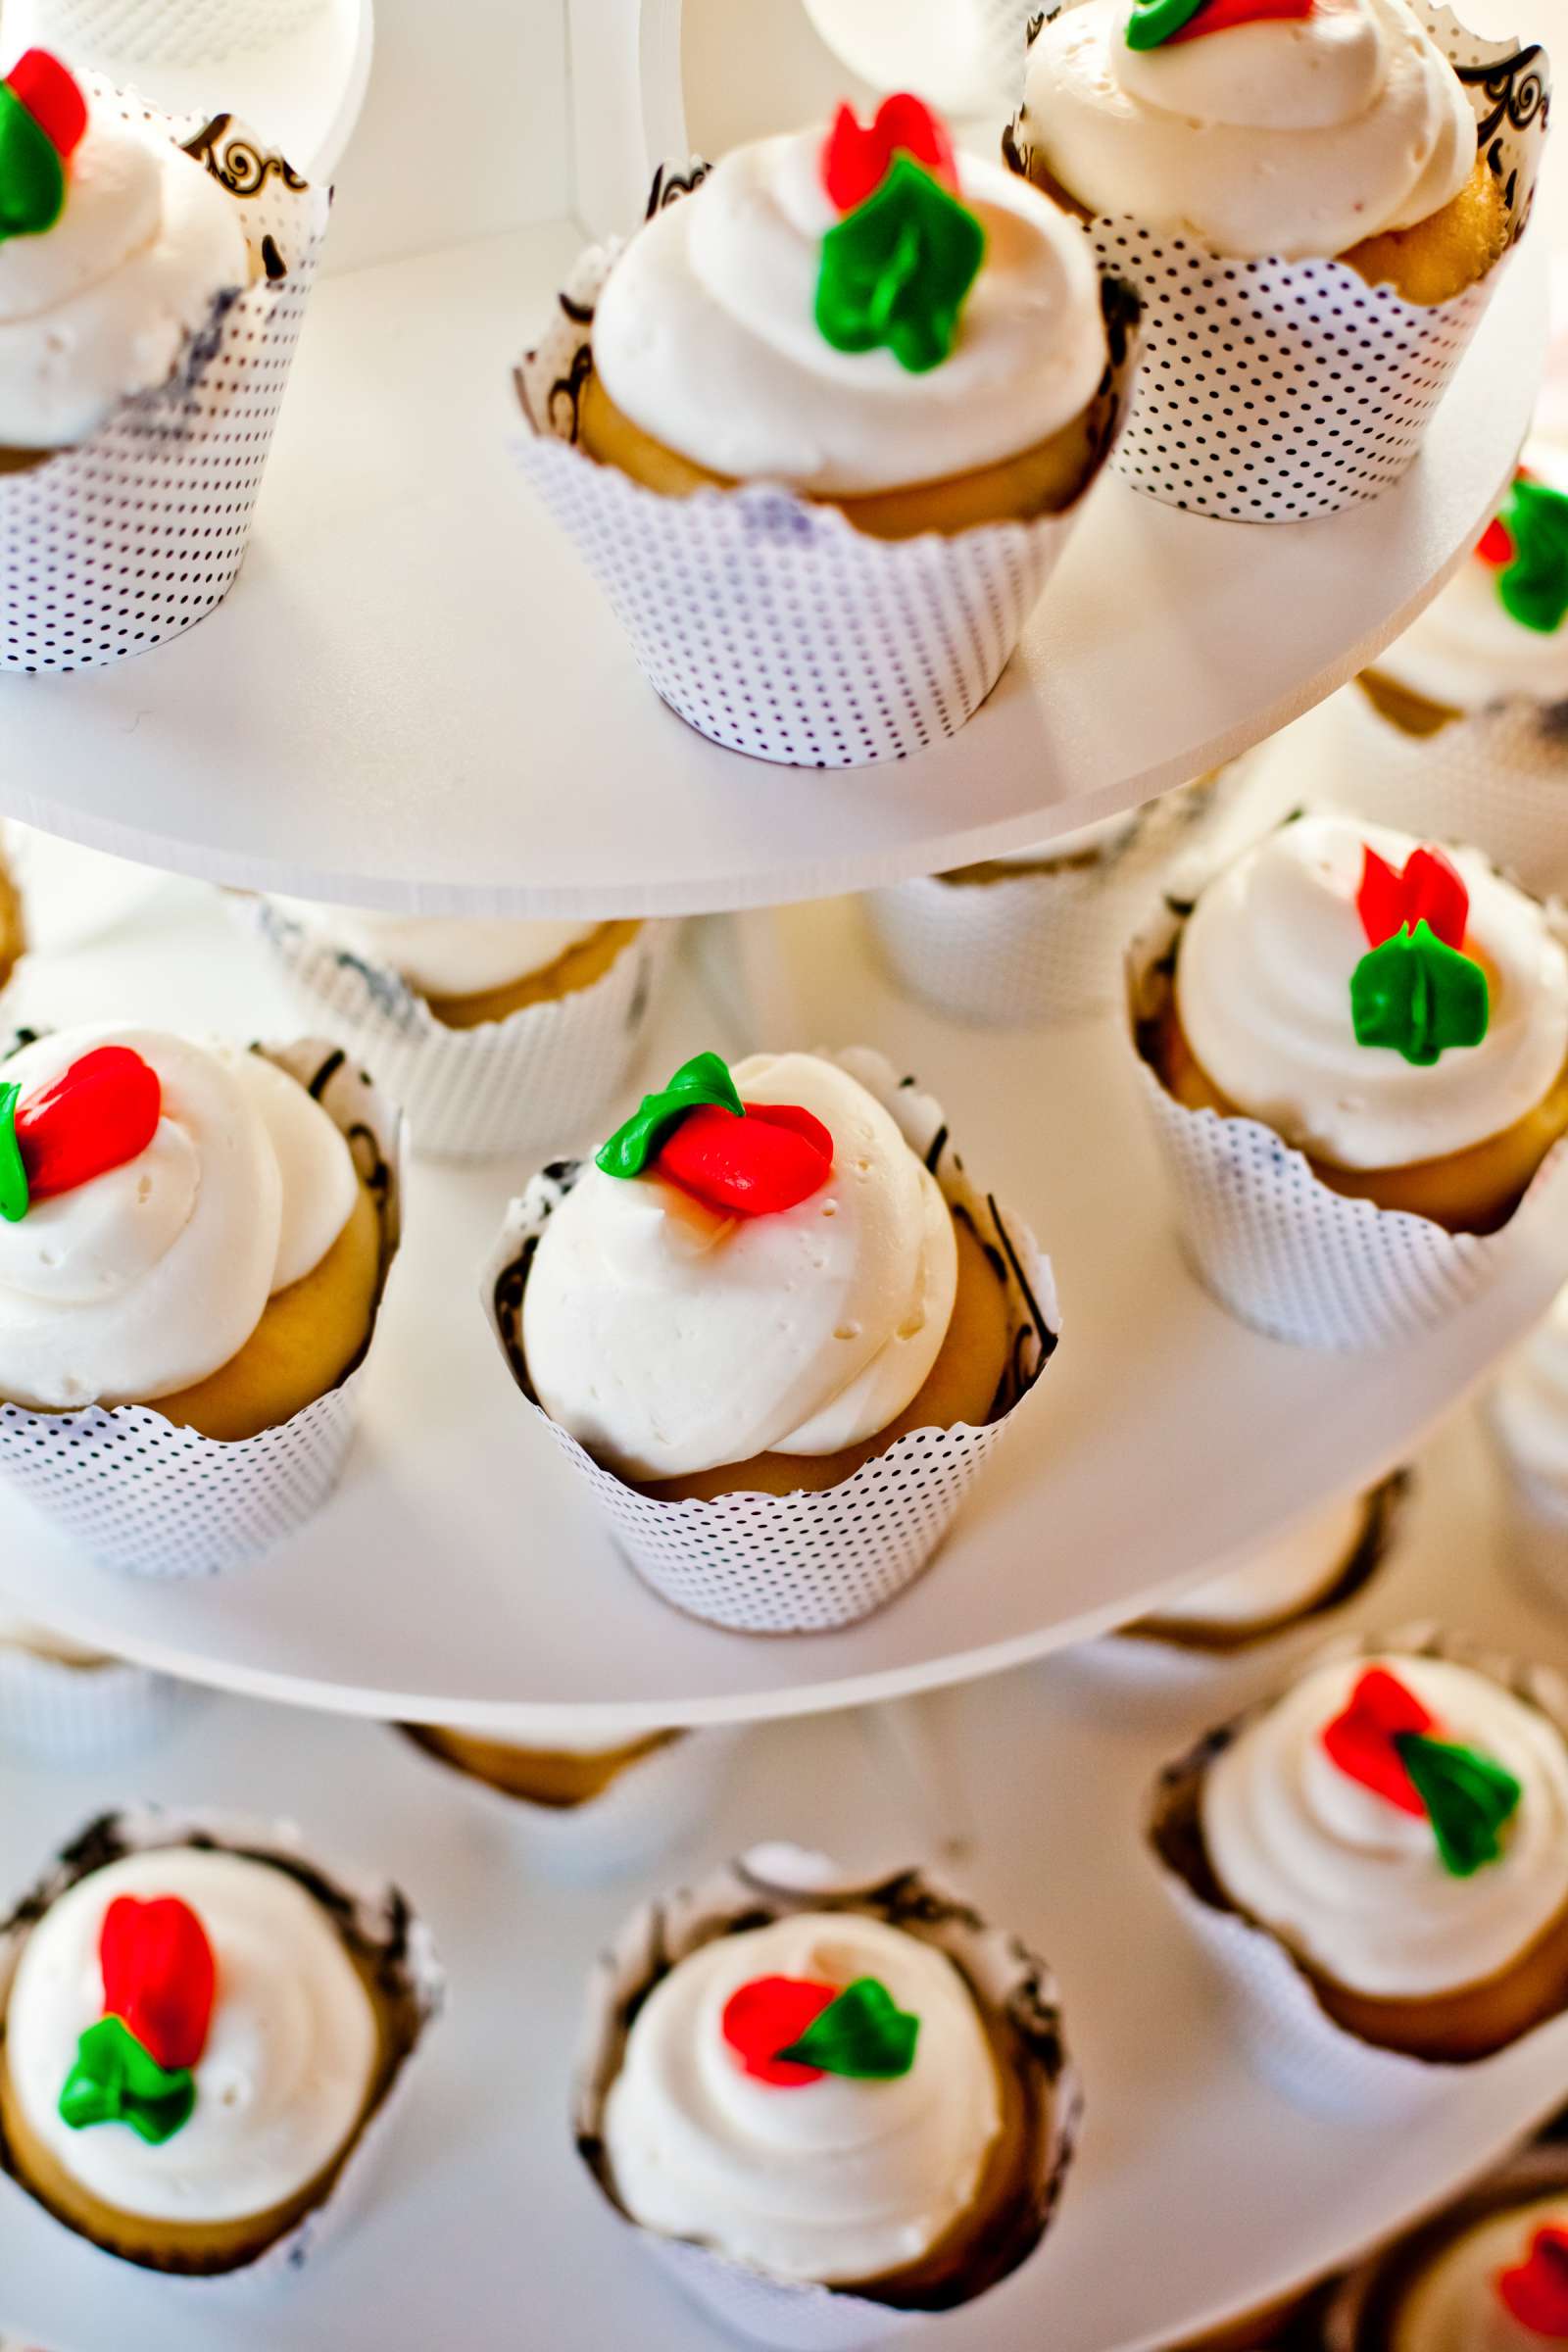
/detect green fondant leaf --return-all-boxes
[1396,1732,1523,1877]
[58,2014,195,2144]
[594,1052,743,1180]
[1349,920,1489,1066]
[0,1083,26,1224]
[1497,477,1568,635]
[0,83,65,244]
[815,155,985,374]
[776,1976,920,2079]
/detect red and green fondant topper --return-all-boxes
[596,1052,833,1218]
[814,95,984,374]
[722,1974,919,2085]
[0,51,86,244]
[1320,1666,1523,1878]
[0,1045,162,1226]
[1348,843,1489,1067]
[59,1895,216,2144]
[1477,468,1568,636]
[1127,0,1311,50]
[1497,2224,1568,2337]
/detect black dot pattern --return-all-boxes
[38,0,328,67]
[0,83,328,673]
[1333,686,1568,899]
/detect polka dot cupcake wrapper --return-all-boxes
[0,1803,445,2285]
[574,1844,1082,2346]
[0,88,330,674]
[511,211,1138,767]
[0,1646,197,1766]
[0,1037,407,1578]
[483,1045,1060,1636]
[1007,6,1548,521]
[30,0,328,67]
[863,770,1243,1028]
[1125,890,1568,1352]
[1149,1624,1568,2120]
[247,901,679,1161]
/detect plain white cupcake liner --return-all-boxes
[247,900,678,1161]
[1149,1623,1568,2121]
[1323,2144,1568,2349]
[1481,1402,1568,1615]
[574,1843,1082,2351]
[0,1037,406,1578]
[1004,5,1548,521]
[511,183,1140,766]
[0,1802,444,2282]
[482,1045,1059,1636]
[30,0,329,65]
[395,1722,744,1886]
[0,1646,197,1765]
[0,91,329,673]
[1125,863,1568,1351]
[863,770,1245,1028]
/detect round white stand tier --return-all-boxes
[0,875,1563,1733]
[0,1406,1565,2352]
[0,222,1541,916]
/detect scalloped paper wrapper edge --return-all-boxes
[0,1036,407,1577]
[1005,5,1548,521]
[1323,2144,1568,2350]
[0,1647,197,1764]
[863,769,1246,1027]
[1149,1622,1568,2121]
[1124,886,1568,1352]
[481,1044,1060,1635]
[0,1803,444,2285]
[0,91,330,674]
[572,1845,1082,2351]
[396,1723,745,1886]
[40,0,329,68]
[247,901,679,1161]
[511,195,1141,767]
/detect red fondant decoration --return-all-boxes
[1167,0,1312,38]
[820,94,957,215]
[657,1100,834,1218]
[721,1976,837,2085]
[6,50,86,160]
[16,1045,161,1201]
[1497,2225,1568,2337]
[1321,1666,1434,1816]
[99,1895,215,2074]
[1356,843,1469,953]
[1477,514,1516,569]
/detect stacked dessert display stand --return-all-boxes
[0,0,1565,2346]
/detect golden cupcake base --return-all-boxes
[425,918,641,1031]
[400,1722,683,1809]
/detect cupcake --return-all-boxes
[515,94,1136,764]
[0,1618,191,1763]
[1131,812,1568,1348]
[484,1045,1056,1633]
[0,59,327,670]
[1489,1285,1568,1611]
[252,898,673,1160]
[1005,0,1547,518]
[1327,2147,1568,2349]
[576,1847,1080,2346]
[0,1027,402,1575]
[1126,1478,1402,1654]
[1150,1635,1568,2108]
[0,1807,440,2275]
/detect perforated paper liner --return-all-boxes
[1482,1399,1568,1614]
[1126,879,1568,1351]
[864,769,1242,1028]
[33,0,328,66]
[483,1046,1059,1635]
[1149,1624,1568,2119]
[396,1723,743,1886]
[574,1844,1081,2350]
[1004,6,1548,520]
[1324,2145,1568,2350]
[0,1645,196,1764]
[512,183,1139,766]
[0,1803,443,2281]
[0,1038,405,1578]
[1,94,328,672]
[249,902,678,1161]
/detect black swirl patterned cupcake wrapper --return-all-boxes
[0,1037,407,1579]
[1004,5,1548,522]
[574,1844,1082,2347]
[482,1044,1060,1636]
[511,192,1141,769]
[0,87,329,674]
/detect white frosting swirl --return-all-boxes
[0,1028,358,1409]
[592,130,1107,494]
[1202,1653,1568,1998]
[1492,1286,1568,1513]
[0,99,249,450]
[5,1848,378,2225]
[1152,1491,1367,1631]
[602,1911,1001,2283]
[1392,2192,1568,2352]
[267,900,600,1000]
[522,1052,957,1481]
[1174,814,1568,1170]
[1021,0,1475,263]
